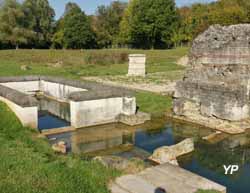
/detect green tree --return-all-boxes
[22,0,55,48]
[0,0,33,49]
[63,3,96,49]
[52,18,64,49]
[94,1,127,48]
[119,0,179,49]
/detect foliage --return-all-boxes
[119,0,179,49]
[177,0,250,44]
[94,1,127,48]
[56,3,96,49]
[0,0,34,49]
[22,0,55,48]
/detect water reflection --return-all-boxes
[37,95,71,130]
[47,119,250,193]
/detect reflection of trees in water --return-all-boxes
[171,120,213,142]
[183,140,250,177]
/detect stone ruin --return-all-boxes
[173,24,250,134]
[128,54,146,77]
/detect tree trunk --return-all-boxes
[16,44,19,50]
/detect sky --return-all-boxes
[49,0,216,19]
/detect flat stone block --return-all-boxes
[119,112,151,126]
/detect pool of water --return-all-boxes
[47,119,250,193]
[38,111,70,130]
[37,95,71,131]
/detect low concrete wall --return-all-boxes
[70,97,136,128]
[0,81,40,95]
[0,96,38,128]
[40,80,86,101]
[0,76,138,129]
[38,97,71,122]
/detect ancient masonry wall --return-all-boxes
[174,24,250,131]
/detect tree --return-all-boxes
[119,0,179,49]
[0,0,33,49]
[22,0,55,48]
[63,3,96,49]
[94,1,127,48]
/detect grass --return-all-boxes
[0,48,188,77]
[0,101,119,193]
[136,92,173,117]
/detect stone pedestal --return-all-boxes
[128,54,146,77]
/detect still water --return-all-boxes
[47,119,250,193]
[37,95,71,131]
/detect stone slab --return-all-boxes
[115,175,157,193]
[111,163,226,193]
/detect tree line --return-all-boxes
[0,0,250,50]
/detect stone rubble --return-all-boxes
[149,138,194,165]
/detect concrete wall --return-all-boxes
[0,77,137,128]
[40,80,87,101]
[38,97,71,122]
[0,96,38,128]
[70,97,136,128]
[0,81,40,95]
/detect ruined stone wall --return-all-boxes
[174,24,250,122]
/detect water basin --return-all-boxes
[47,118,250,193]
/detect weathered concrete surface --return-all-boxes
[119,112,151,126]
[0,96,38,128]
[70,97,136,128]
[110,163,226,193]
[174,24,250,133]
[0,76,142,128]
[149,138,194,165]
[128,54,146,77]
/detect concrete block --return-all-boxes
[128,54,146,77]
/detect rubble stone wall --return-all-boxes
[174,24,250,122]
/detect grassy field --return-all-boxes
[0,101,120,193]
[136,92,173,117]
[0,47,188,116]
[0,48,188,77]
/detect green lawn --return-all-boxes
[0,101,119,193]
[0,48,188,77]
[136,92,173,117]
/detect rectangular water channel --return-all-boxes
[37,95,71,131]
[47,118,250,193]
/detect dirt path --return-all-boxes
[82,71,184,95]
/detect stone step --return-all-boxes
[115,175,157,193]
[111,163,226,193]
[155,164,226,193]
[139,167,196,193]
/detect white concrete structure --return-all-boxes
[0,76,141,129]
[70,97,136,128]
[0,96,38,128]
[128,54,146,76]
